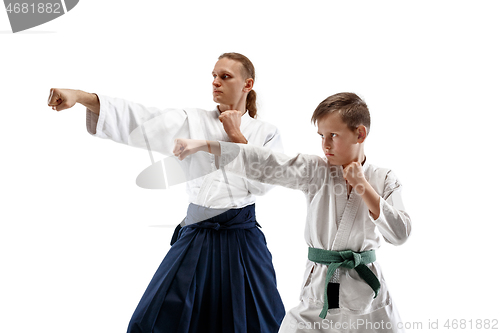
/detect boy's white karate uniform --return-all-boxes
[219,142,412,333]
[86,95,283,208]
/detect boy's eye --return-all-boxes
[318,133,337,138]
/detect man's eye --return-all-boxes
[331,133,337,138]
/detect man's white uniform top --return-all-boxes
[86,95,283,209]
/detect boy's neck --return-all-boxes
[342,147,366,168]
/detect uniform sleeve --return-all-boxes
[86,94,188,155]
[370,170,412,245]
[220,141,324,193]
[243,128,285,196]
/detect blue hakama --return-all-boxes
[127,204,285,333]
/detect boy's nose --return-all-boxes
[213,78,221,87]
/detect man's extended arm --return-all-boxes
[48,88,100,115]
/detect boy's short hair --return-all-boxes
[311,92,371,134]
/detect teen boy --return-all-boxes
[173,92,412,332]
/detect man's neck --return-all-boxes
[218,103,246,114]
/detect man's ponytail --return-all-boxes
[246,90,257,118]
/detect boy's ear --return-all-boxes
[356,125,367,143]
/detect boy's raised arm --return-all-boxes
[174,139,322,193]
[372,171,412,245]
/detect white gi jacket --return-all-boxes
[86,95,283,209]
[218,142,412,333]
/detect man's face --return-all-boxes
[212,58,249,110]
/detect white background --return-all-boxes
[1,1,499,332]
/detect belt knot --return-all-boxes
[308,247,380,319]
[339,250,362,269]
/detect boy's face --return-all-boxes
[317,112,366,167]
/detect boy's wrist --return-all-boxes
[195,140,209,153]
[351,178,369,193]
[358,181,381,220]
[358,180,375,197]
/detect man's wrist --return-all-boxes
[227,130,247,144]
[77,90,100,114]
[75,89,86,104]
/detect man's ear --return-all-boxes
[243,78,254,92]
[356,125,368,143]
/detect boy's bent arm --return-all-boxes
[358,183,381,219]
[344,161,381,218]
[370,171,412,245]
[344,162,411,245]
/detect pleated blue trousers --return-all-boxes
[127,204,285,333]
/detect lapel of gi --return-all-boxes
[184,108,215,204]
[331,165,362,251]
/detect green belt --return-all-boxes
[308,247,381,319]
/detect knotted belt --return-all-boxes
[185,220,259,231]
[308,247,381,319]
